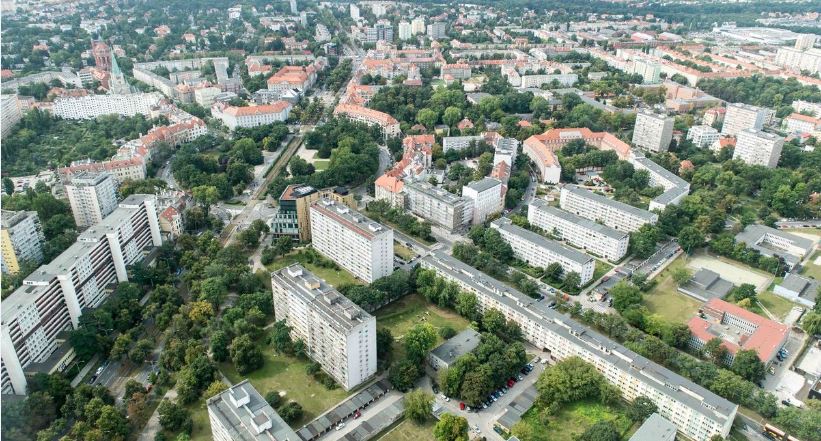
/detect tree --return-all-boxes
[454,292,477,320]
[678,226,705,252]
[265,391,282,409]
[563,272,582,291]
[609,281,643,313]
[728,283,757,302]
[128,339,153,364]
[578,421,620,441]
[416,108,438,128]
[271,321,294,354]
[803,311,821,335]
[388,359,419,392]
[278,401,303,423]
[434,413,469,441]
[376,328,394,360]
[110,334,133,360]
[404,323,437,363]
[671,268,692,286]
[703,338,729,365]
[157,399,190,432]
[627,396,658,422]
[630,225,660,259]
[210,330,230,362]
[536,357,604,406]
[230,335,264,374]
[731,350,766,383]
[96,405,130,441]
[3,177,14,195]
[442,106,462,133]
[191,185,219,210]
[203,380,228,399]
[544,262,563,281]
[289,156,315,177]
[405,389,434,423]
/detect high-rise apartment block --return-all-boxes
[65,172,118,228]
[1,210,45,274]
[721,103,769,136]
[1,195,161,395]
[420,251,738,441]
[560,185,657,233]
[411,17,426,35]
[207,380,300,441]
[427,21,447,40]
[365,21,393,43]
[733,129,784,168]
[271,264,377,390]
[491,218,595,285]
[795,34,818,51]
[686,125,720,148]
[461,178,503,225]
[350,3,360,20]
[528,200,629,262]
[632,111,674,152]
[309,199,393,283]
[775,47,821,75]
[404,181,472,233]
[398,21,412,40]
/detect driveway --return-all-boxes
[313,390,404,441]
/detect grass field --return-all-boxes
[313,159,330,171]
[801,250,821,280]
[758,290,798,320]
[187,401,212,441]
[220,349,349,426]
[267,250,362,288]
[376,293,471,361]
[519,400,633,441]
[394,243,417,261]
[377,419,434,441]
[643,256,702,323]
[592,260,614,283]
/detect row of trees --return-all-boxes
[172,135,262,199]
[341,269,415,312]
[366,200,434,243]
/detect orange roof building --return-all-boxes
[523,128,633,184]
[266,65,317,92]
[333,104,400,138]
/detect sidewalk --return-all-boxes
[138,389,178,441]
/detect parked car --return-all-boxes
[459,402,466,410]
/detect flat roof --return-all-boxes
[406,181,469,206]
[430,328,481,366]
[1,210,37,229]
[529,200,628,241]
[310,199,391,240]
[465,177,502,193]
[629,413,677,441]
[735,224,815,265]
[563,185,657,221]
[206,380,299,441]
[492,218,594,266]
[778,273,818,302]
[420,250,738,424]
[271,264,374,334]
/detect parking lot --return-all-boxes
[762,331,809,399]
[424,356,546,440]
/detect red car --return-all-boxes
[459,402,466,410]
[353,410,361,419]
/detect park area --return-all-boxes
[375,293,471,361]
[377,419,434,441]
[518,400,634,441]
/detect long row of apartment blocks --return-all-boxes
[420,250,738,441]
[1,195,162,395]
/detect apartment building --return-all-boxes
[1,211,45,275]
[688,298,789,366]
[735,224,814,270]
[528,200,629,262]
[443,135,484,152]
[632,111,674,153]
[721,103,769,136]
[194,86,222,107]
[630,156,690,211]
[365,22,393,43]
[427,21,447,40]
[1,195,162,395]
[65,172,118,228]
[783,112,821,135]
[686,125,720,148]
[1,94,22,138]
[211,101,292,130]
[523,135,561,184]
[207,380,300,441]
[440,63,472,80]
[398,21,412,41]
[271,264,377,390]
[266,64,318,94]
[420,251,738,441]
[333,104,400,138]
[791,100,821,117]
[491,218,595,285]
[560,185,657,233]
[309,199,393,283]
[775,47,821,75]
[51,92,163,120]
[411,17,425,34]
[404,181,472,233]
[462,178,503,225]
[733,129,784,168]
[58,157,146,185]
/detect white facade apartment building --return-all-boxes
[560,185,658,233]
[1,211,45,275]
[443,135,483,152]
[630,156,690,211]
[207,380,300,441]
[632,111,674,153]
[211,101,292,130]
[194,86,222,108]
[528,200,629,262]
[58,157,146,186]
[721,103,769,136]
[51,92,163,120]
[309,199,393,283]
[491,218,595,285]
[404,181,473,233]
[686,125,720,148]
[333,104,401,138]
[1,94,22,138]
[420,251,738,441]
[65,172,119,228]
[462,178,503,225]
[271,264,377,390]
[398,21,412,40]
[1,195,161,395]
[411,17,426,34]
[791,100,821,117]
[733,129,784,168]
[782,113,821,135]
[775,47,821,75]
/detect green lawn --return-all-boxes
[758,291,798,320]
[394,243,417,261]
[592,260,614,283]
[801,250,821,280]
[187,401,212,441]
[219,349,349,427]
[313,159,330,171]
[518,400,633,441]
[643,256,702,323]
[377,419,434,441]
[267,250,362,288]
[376,293,471,361]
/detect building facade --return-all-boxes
[491,218,595,285]
[404,181,472,233]
[733,129,784,168]
[1,211,45,275]
[560,185,658,233]
[271,264,377,390]
[65,172,119,228]
[1,195,161,395]
[207,380,300,441]
[686,125,720,148]
[51,93,162,120]
[333,104,400,138]
[721,103,768,136]
[632,111,674,153]
[462,178,503,225]
[211,101,292,130]
[309,199,393,283]
[528,200,629,262]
